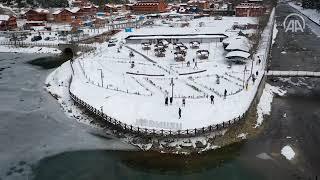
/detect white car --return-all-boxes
[108,38,118,43]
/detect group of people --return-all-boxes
[164,96,185,119]
[165,94,219,119]
[185,58,198,69]
[164,96,173,106]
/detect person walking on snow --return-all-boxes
[165,97,168,106]
[210,95,214,104]
[182,98,186,107]
[224,89,227,99]
[193,61,198,69]
[178,107,182,119]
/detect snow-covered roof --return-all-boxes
[54,26,72,31]
[52,9,62,15]
[134,2,159,5]
[127,34,227,40]
[187,0,207,3]
[225,36,251,52]
[53,7,80,15]
[25,21,45,23]
[34,8,49,14]
[223,35,247,45]
[235,3,265,8]
[66,7,80,13]
[0,15,10,21]
[83,5,97,9]
[225,51,250,59]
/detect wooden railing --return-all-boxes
[69,61,247,137]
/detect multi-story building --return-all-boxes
[53,8,80,23]
[104,4,118,14]
[132,0,167,13]
[235,3,266,17]
[187,0,210,10]
[72,0,91,7]
[0,15,17,30]
[25,8,49,21]
[75,5,98,20]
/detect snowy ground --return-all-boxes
[255,83,286,128]
[1,17,140,45]
[47,11,275,132]
[272,20,278,45]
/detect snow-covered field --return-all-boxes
[47,10,275,131]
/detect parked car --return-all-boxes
[214,16,223,20]
[108,38,118,43]
[44,37,57,41]
[9,36,27,41]
[31,36,42,42]
[108,43,116,47]
[59,37,67,41]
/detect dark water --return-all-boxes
[32,143,266,180]
[27,51,73,69]
[30,77,320,180]
[1,53,318,180]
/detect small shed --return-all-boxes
[154,47,166,52]
[174,52,185,61]
[196,50,209,59]
[190,41,200,49]
[141,42,151,50]
[154,43,165,49]
[225,50,250,63]
[155,50,165,57]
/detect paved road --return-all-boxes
[0,53,135,180]
[268,77,320,179]
[259,3,320,179]
[270,4,320,71]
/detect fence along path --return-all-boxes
[66,11,277,137]
[68,61,247,137]
[266,70,320,77]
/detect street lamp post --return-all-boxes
[170,78,174,101]
[243,65,247,88]
[97,68,104,87]
[250,57,254,78]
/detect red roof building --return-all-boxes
[25,8,49,21]
[132,0,167,13]
[0,15,17,30]
[104,4,118,13]
[72,0,91,7]
[75,5,98,19]
[235,3,266,17]
[187,0,210,10]
[53,9,74,23]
